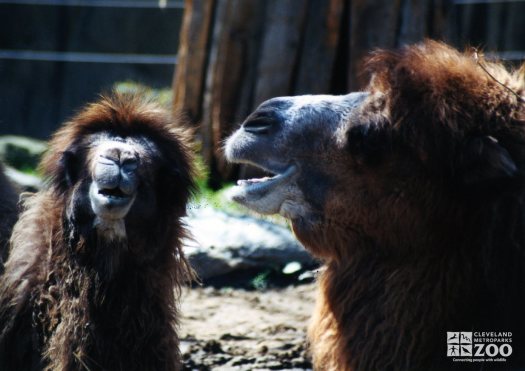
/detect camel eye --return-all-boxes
[457,136,517,186]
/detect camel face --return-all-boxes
[89,139,140,220]
[226,93,368,232]
[66,132,162,240]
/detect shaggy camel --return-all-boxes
[226,41,525,370]
[0,92,195,370]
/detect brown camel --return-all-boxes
[0,92,195,371]
[226,41,525,370]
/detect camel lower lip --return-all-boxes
[90,183,137,220]
[230,165,298,200]
[95,193,132,206]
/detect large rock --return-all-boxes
[183,207,315,280]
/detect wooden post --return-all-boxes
[253,0,308,105]
[295,0,346,95]
[349,0,402,89]
[172,0,216,125]
[200,0,267,186]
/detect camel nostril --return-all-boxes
[242,111,280,135]
[121,158,138,172]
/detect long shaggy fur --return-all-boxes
[0,162,18,271]
[309,41,525,370]
[0,93,195,370]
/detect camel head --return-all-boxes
[41,93,194,245]
[226,43,524,260]
[225,93,379,258]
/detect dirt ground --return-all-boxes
[179,283,317,371]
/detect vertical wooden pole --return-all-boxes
[295,0,346,95]
[201,0,267,185]
[253,0,309,105]
[172,0,216,125]
[349,0,401,89]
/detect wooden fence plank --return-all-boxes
[349,0,402,89]
[172,0,215,124]
[200,0,267,185]
[295,0,346,94]
[398,0,431,44]
[253,0,308,105]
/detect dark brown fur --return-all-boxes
[0,93,195,370]
[307,41,525,370]
[0,162,18,272]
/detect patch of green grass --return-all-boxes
[191,180,289,226]
[113,81,172,108]
[18,166,41,176]
[190,153,249,215]
[251,270,271,290]
[192,185,245,214]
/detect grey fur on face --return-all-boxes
[225,92,368,221]
[68,133,162,240]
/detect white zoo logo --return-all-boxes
[447,332,513,359]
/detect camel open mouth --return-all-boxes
[90,182,137,221]
[235,165,297,194]
[98,187,128,199]
[94,186,134,207]
[95,186,135,207]
[228,165,298,214]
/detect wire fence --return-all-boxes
[0,49,178,64]
[454,0,525,61]
[0,1,182,65]
[0,0,184,8]
[454,0,525,4]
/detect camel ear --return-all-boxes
[458,136,518,186]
